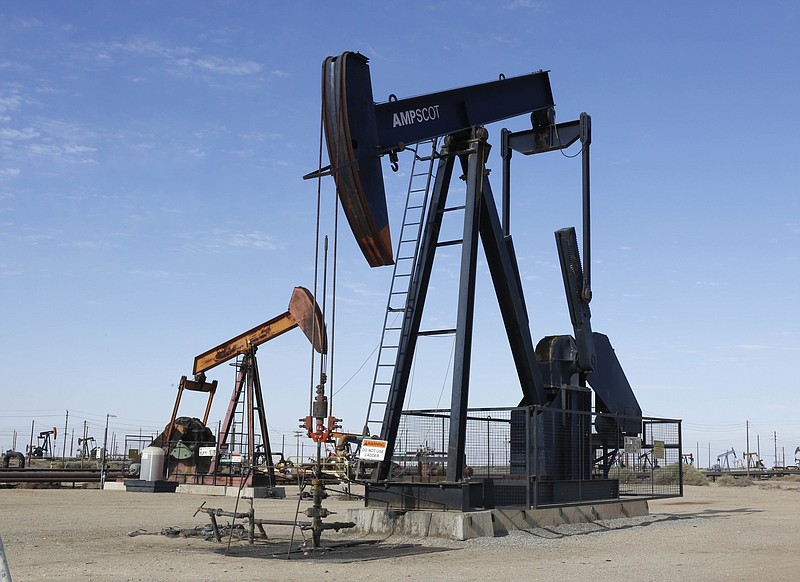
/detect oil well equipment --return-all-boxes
[153,286,326,489]
[313,51,682,511]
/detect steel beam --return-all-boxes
[446,133,485,481]
[374,137,460,480]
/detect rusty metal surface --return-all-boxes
[192,286,326,375]
[288,286,327,354]
[192,311,296,375]
[322,52,393,267]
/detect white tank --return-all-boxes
[140,446,165,481]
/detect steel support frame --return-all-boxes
[208,347,275,486]
[374,128,545,482]
[504,113,592,301]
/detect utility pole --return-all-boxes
[773,431,778,469]
[62,410,69,464]
[746,420,750,477]
[294,430,303,462]
[81,420,88,468]
[28,420,35,460]
[100,413,116,489]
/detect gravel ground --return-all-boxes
[1,480,799,581]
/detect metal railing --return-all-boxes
[392,406,682,508]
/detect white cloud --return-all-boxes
[187,147,207,158]
[239,131,282,141]
[27,143,97,164]
[507,0,547,10]
[0,94,25,114]
[128,268,183,280]
[224,231,278,249]
[2,226,59,244]
[180,229,283,253]
[107,38,194,60]
[178,56,261,76]
[0,168,21,177]
[0,59,27,72]
[94,38,261,78]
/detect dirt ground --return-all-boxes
[1,479,799,581]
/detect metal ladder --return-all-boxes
[362,139,439,439]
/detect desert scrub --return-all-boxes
[653,464,681,485]
[717,475,754,487]
[776,474,800,483]
[608,466,635,484]
[682,463,709,486]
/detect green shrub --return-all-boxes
[716,475,736,486]
[776,474,800,483]
[608,466,635,484]
[715,474,753,487]
[682,463,709,486]
[652,464,680,485]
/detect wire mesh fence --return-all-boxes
[393,406,682,508]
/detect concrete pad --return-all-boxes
[345,500,649,541]
[345,507,495,540]
[225,486,286,499]
[174,483,286,498]
[489,500,649,534]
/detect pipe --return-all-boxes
[0,470,124,483]
[2,451,25,469]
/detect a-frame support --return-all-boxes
[374,128,546,482]
[208,346,275,487]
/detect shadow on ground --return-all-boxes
[209,538,459,562]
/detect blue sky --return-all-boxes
[1,2,798,467]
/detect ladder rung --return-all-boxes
[418,328,457,336]
[364,141,437,440]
